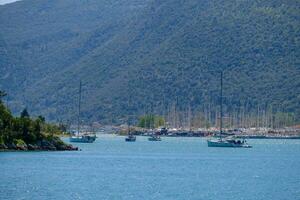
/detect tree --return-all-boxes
[20,108,30,118]
[0,94,70,150]
[138,115,165,129]
[58,123,68,132]
[32,119,42,140]
[0,90,7,103]
[38,115,45,123]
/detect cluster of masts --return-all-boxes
[70,72,252,148]
[159,103,293,130]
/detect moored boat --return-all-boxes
[148,134,161,141]
[207,137,252,148]
[69,81,97,143]
[70,134,97,143]
[125,134,136,142]
[207,71,251,148]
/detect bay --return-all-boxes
[1,136,299,200]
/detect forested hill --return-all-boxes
[0,0,299,125]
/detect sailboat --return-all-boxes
[70,133,96,143]
[207,71,251,148]
[125,124,136,142]
[70,81,96,143]
[124,85,136,142]
[207,137,251,148]
[148,133,161,141]
[148,123,161,141]
[147,114,161,141]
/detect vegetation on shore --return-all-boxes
[0,91,77,151]
[138,115,165,129]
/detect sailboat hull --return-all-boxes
[69,135,96,143]
[125,138,136,142]
[207,139,252,148]
[125,135,136,142]
[148,137,161,141]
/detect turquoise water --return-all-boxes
[1,136,300,200]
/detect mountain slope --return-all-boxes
[0,0,299,125]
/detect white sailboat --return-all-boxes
[70,81,96,143]
[207,71,251,148]
[207,137,251,148]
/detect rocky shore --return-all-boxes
[0,136,78,151]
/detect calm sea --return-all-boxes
[1,136,300,200]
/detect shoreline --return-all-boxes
[0,146,79,152]
[0,148,79,152]
[108,133,300,139]
[0,137,79,152]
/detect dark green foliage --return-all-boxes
[32,118,42,140]
[0,101,13,143]
[0,90,6,101]
[0,0,299,124]
[58,123,68,133]
[20,108,29,118]
[0,93,67,148]
[138,115,165,129]
[37,115,45,123]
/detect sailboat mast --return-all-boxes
[220,71,223,137]
[127,77,131,135]
[127,98,130,136]
[77,81,82,135]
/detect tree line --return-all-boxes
[0,90,71,150]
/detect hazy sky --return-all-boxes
[0,0,21,5]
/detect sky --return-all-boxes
[0,0,21,5]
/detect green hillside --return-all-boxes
[0,0,299,126]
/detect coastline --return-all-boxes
[0,136,78,152]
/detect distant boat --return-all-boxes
[124,90,136,142]
[125,124,136,142]
[207,71,252,148]
[69,81,96,143]
[148,134,161,141]
[70,134,96,143]
[208,137,252,148]
[125,134,136,142]
[147,116,162,141]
